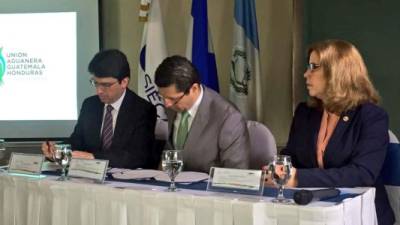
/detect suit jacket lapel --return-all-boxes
[183,87,210,151]
[92,99,104,150]
[325,108,356,155]
[166,109,177,148]
[112,90,131,148]
[310,108,323,167]
[307,106,357,167]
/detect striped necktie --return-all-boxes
[175,111,190,150]
[101,105,114,150]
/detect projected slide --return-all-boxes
[0,12,77,120]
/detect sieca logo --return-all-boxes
[0,47,6,84]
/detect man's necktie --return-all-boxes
[175,111,190,150]
[101,105,114,150]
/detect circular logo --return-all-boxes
[230,47,251,95]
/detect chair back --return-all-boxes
[389,130,399,144]
[247,121,277,170]
[384,130,400,225]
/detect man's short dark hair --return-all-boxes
[154,55,200,93]
[88,49,130,81]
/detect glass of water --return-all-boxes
[269,155,292,203]
[53,144,72,181]
[161,150,183,192]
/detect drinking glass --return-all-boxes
[53,144,72,181]
[269,155,292,203]
[161,150,183,191]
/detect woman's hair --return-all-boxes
[307,39,380,113]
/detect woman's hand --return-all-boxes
[262,165,298,187]
[262,165,275,187]
[286,167,298,187]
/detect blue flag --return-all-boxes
[186,0,219,92]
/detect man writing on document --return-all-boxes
[42,49,157,169]
[154,55,249,173]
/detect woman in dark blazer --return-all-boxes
[279,40,394,225]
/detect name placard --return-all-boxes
[8,153,44,176]
[207,167,265,196]
[68,158,109,183]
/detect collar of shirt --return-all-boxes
[107,89,126,113]
[173,85,204,146]
[102,89,126,132]
[186,85,203,119]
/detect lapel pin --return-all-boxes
[343,116,349,122]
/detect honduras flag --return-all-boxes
[229,0,262,121]
[138,0,168,140]
[186,0,219,92]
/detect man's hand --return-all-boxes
[72,151,95,160]
[41,141,55,160]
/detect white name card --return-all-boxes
[68,158,109,183]
[207,167,265,196]
[9,153,44,175]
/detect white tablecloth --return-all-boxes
[0,174,377,225]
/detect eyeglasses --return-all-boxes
[163,93,186,106]
[161,86,192,106]
[89,79,119,89]
[307,63,321,71]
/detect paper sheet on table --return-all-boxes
[108,168,129,174]
[154,171,209,183]
[41,161,61,171]
[111,169,163,180]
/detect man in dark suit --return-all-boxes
[42,49,157,169]
[154,55,249,173]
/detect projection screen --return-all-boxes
[0,0,99,139]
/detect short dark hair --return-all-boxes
[88,49,130,81]
[154,55,200,93]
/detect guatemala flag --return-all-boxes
[138,0,168,140]
[186,0,219,92]
[229,0,262,121]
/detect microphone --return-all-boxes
[293,188,340,205]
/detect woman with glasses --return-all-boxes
[276,39,394,225]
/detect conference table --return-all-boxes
[0,172,378,225]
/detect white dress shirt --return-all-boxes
[100,90,126,135]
